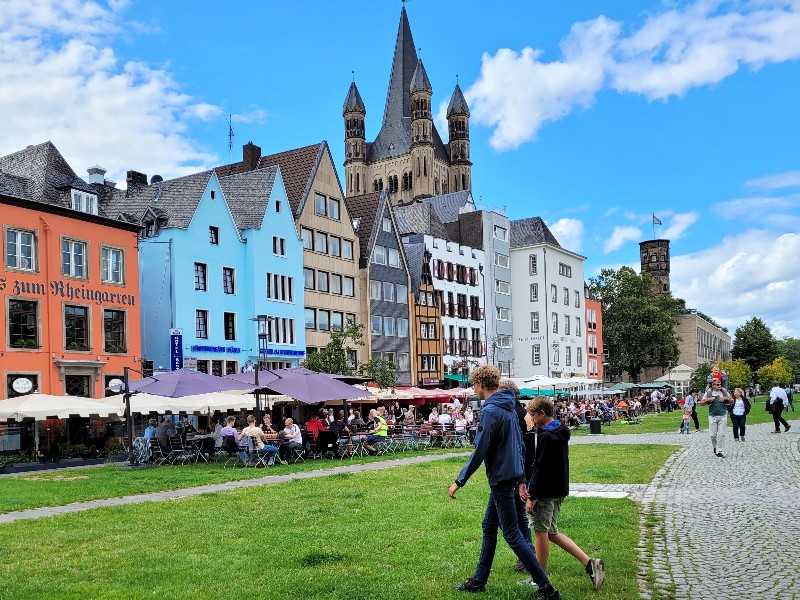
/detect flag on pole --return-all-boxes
[652,214,662,225]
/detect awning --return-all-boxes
[444,374,469,383]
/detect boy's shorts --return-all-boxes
[528,497,564,534]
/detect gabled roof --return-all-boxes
[367,8,450,163]
[447,84,470,117]
[403,242,426,296]
[218,166,279,231]
[394,200,449,240]
[510,217,562,249]
[344,190,383,263]
[343,81,366,115]
[106,170,214,229]
[424,190,474,224]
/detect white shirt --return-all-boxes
[732,398,746,416]
[438,413,452,425]
[770,386,788,404]
[651,390,659,402]
[284,424,301,443]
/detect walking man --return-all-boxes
[785,385,795,412]
[449,366,560,599]
[699,379,731,457]
[769,382,791,433]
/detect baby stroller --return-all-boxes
[597,403,615,425]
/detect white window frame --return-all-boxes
[532,344,541,365]
[388,247,400,267]
[495,280,510,295]
[530,283,538,302]
[494,252,509,269]
[101,246,124,284]
[530,312,539,333]
[493,225,508,241]
[496,307,510,321]
[61,238,87,279]
[497,335,511,348]
[529,254,537,275]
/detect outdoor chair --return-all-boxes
[168,436,193,464]
[219,435,240,467]
[148,438,167,465]
[314,430,340,459]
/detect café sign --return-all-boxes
[0,277,136,306]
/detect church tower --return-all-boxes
[409,58,434,200]
[343,81,367,196]
[639,239,671,294]
[447,83,471,194]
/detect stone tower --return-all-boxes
[342,7,471,203]
[640,239,671,294]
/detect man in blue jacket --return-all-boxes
[448,365,560,599]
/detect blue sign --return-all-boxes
[190,345,241,354]
[265,348,306,357]
[169,328,183,371]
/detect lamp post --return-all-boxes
[251,315,275,422]
[108,366,141,466]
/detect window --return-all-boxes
[209,226,219,245]
[382,282,394,302]
[421,323,437,339]
[493,225,508,241]
[532,344,541,365]
[104,309,126,352]
[577,347,583,368]
[272,237,286,256]
[373,245,386,265]
[382,217,392,232]
[396,284,408,303]
[496,280,510,295]
[575,290,580,308]
[71,190,97,215]
[327,198,341,219]
[553,344,560,364]
[331,312,343,331]
[397,318,408,337]
[550,284,557,303]
[497,335,511,348]
[192,309,208,339]
[369,280,381,300]
[564,315,570,336]
[5,228,36,271]
[566,346,572,366]
[576,317,581,336]
[397,353,410,371]
[314,232,327,254]
[318,310,330,331]
[144,221,156,238]
[317,271,329,293]
[65,374,91,397]
[64,305,89,350]
[530,283,538,302]
[305,308,316,329]
[564,287,569,305]
[101,247,124,283]
[552,313,558,334]
[496,307,510,321]
[61,239,86,278]
[275,201,281,213]
[301,228,313,250]
[383,317,395,336]
[384,351,396,364]
[370,315,382,335]
[331,274,342,295]
[224,312,236,341]
[315,193,327,216]
[268,317,295,345]
[223,267,235,294]
[346,313,356,325]
[329,236,341,257]
[304,268,315,290]
[421,355,438,371]
[559,263,572,277]
[210,190,216,200]
[194,263,207,291]
[9,300,37,348]
[494,252,509,268]
[343,277,355,297]
[529,254,537,275]
[267,274,294,302]
[342,239,354,260]
[388,248,400,267]
[530,312,539,333]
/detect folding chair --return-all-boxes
[314,431,340,459]
[219,435,241,468]
[168,436,193,464]
[148,438,167,465]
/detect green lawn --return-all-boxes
[0,444,676,514]
[574,396,800,436]
[0,459,641,600]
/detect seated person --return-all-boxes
[143,418,158,440]
[363,408,388,455]
[617,399,629,418]
[428,408,440,424]
[464,406,474,425]
[453,411,468,435]
[305,413,327,441]
[261,414,276,433]
[209,418,223,448]
[278,418,303,462]
[219,417,239,453]
[329,410,350,443]
[155,417,175,449]
[176,415,196,438]
[239,414,279,461]
[404,406,416,423]
[438,407,453,426]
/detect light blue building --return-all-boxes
[107,166,304,374]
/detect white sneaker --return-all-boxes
[517,577,537,587]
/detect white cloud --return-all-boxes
[662,211,699,240]
[463,1,800,149]
[604,225,642,253]
[670,229,800,337]
[231,108,269,124]
[549,218,585,253]
[0,0,221,185]
[746,170,800,190]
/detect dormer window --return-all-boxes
[72,190,97,215]
[144,221,156,237]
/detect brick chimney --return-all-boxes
[243,141,261,172]
[126,170,148,196]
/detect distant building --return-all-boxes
[639,239,671,294]
[404,242,444,387]
[584,284,604,381]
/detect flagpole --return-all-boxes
[652,214,655,240]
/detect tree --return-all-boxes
[589,267,682,382]
[690,362,712,392]
[775,337,800,381]
[301,320,364,375]
[731,317,777,371]
[359,358,399,390]
[718,359,752,391]
[757,356,794,388]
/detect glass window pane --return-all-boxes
[388,248,399,267]
[318,310,330,331]
[370,315,382,335]
[305,308,316,329]
[396,284,408,303]
[342,240,354,260]
[315,232,327,253]
[315,193,326,216]
[329,236,341,257]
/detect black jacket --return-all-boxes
[527,420,570,499]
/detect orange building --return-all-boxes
[584,285,604,381]
[0,142,141,403]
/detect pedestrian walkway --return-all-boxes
[574,421,800,599]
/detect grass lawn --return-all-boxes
[0,444,675,514]
[573,396,800,436]
[0,458,641,600]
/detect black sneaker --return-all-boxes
[716,452,724,458]
[455,577,486,593]
[786,425,792,433]
[514,558,526,571]
[537,587,561,599]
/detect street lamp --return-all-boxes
[107,366,141,466]
[250,315,275,421]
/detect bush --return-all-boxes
[104,440,125,455]
[0,452,33,469]
[57,442,89,459]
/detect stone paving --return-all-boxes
[574,421,800,599]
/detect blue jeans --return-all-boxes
[472,481,551,589]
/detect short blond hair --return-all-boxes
[470,365,500,391]
[499,378,520,399]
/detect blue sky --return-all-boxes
[2,0,799,337]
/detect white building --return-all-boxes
[510,218,586,378]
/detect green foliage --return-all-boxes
[690,362,712,392]
[0,452,33,469]
[358,358,398,390]
[776,337,800,379]
[718,359,752,391]
[301,319,365,375]
[757,356,794,388]
[589,267,682,382]
[56,442,89,459]
[732,317,777,371]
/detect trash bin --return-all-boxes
[589,418,602,435]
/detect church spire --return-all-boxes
[380,6,418,128]
[342,81,366,115]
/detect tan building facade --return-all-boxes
[674,312,731,369]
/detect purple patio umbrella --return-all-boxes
[129,368,254,397]
[226,367,367,404]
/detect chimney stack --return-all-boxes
[243,141,261,172]
[86,165,107,184]
[126,170,148,196]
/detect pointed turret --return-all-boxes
[410,59,432,93]
[343,81,367,196]
[447,83,471,193]
[342,81,366,115]
[447,84,469,117]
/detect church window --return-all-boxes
[424,156,427,176]
[379,178,384,191]
[462,174,467,190]
[434,177,439,195]
[356,173,360,193]
[417,158,421,177]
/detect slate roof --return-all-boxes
[218,166,279,231]
[403,242,426,296]
[0,172,31,200]
[343,81,366,114]
[106,170,214,229]
[410,59,432,93]
[367,8,451,163]
[424,190,474,224]
[447,84,470,117]
[393,200,449,240]
[344,190,383,262]
[510,217,562,249]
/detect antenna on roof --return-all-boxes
[227,114,235,161]
[352,70,355,82]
